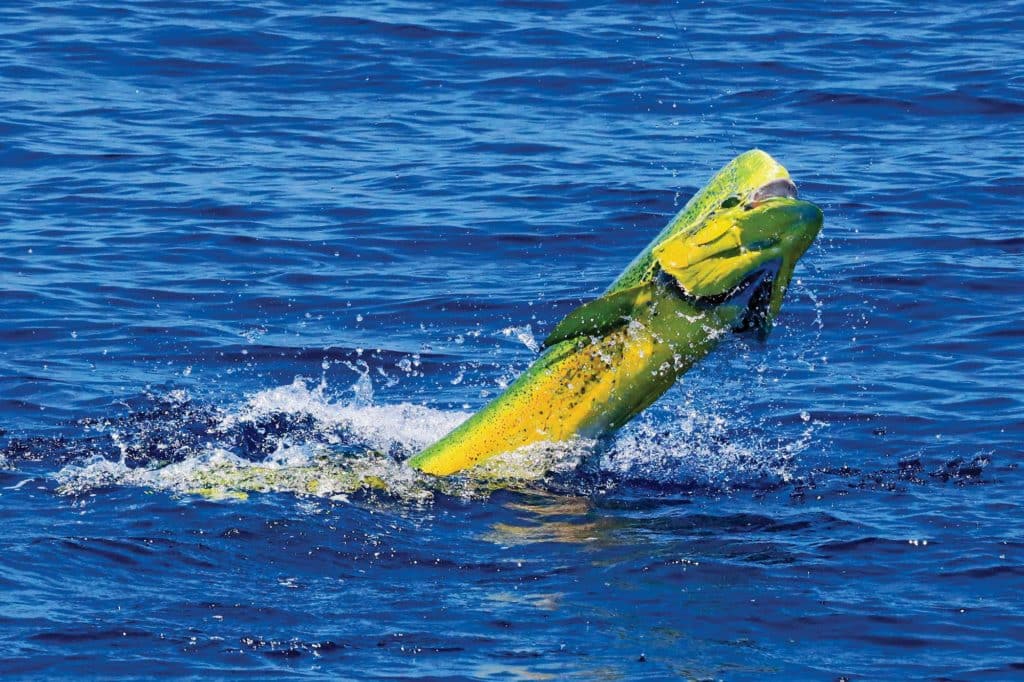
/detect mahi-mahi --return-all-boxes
[408,150,823,476]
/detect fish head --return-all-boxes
[653,175,822,338]
[609,149,802,292]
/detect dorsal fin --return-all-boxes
[541,283,654,349]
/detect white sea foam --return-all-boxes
[51,358,818,501]
[220,376,469,455]
[52,373,474,500]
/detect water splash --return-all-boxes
[38,361,821,503]
[604,405,807,489]
[501,324,540,353]
[220,376,466,456]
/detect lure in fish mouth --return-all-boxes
[408,150,823,476]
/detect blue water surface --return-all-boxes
[2,1,1023,679]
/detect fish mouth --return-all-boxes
[731,258,782,335]
[748,178,798,207]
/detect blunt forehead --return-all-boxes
[689,150,791,214]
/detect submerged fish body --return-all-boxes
[408,150,823,476]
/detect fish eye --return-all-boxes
[720,195,741,209]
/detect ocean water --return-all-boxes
[2,1,1022,679]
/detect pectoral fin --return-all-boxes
[542,284,654,349]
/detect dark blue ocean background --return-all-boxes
[2,1,1022,679]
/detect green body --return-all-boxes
[409,150,823,476]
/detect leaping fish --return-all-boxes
[408,150,823,476]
